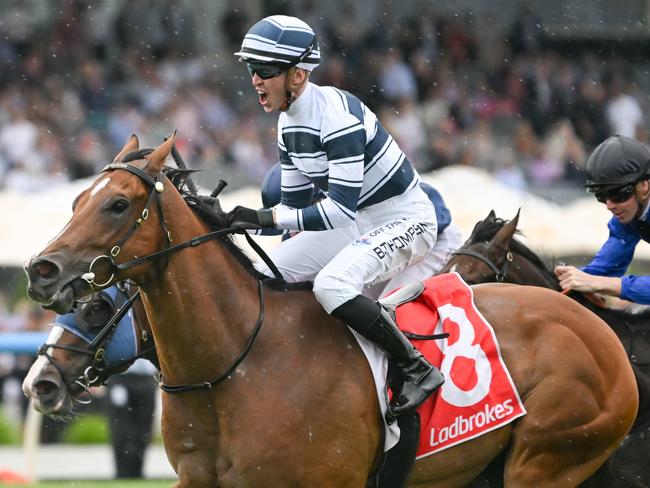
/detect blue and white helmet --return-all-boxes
[234,15,320,71]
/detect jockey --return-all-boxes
[228,15,444,415]
[555,135,650,304]
[260,161,464,296]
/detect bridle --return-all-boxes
[71,160,282,394]
[80,162,173,291]
[451,248,514,282]
[451,241,562,291]
[453,244,611,310]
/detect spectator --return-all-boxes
[0,1,645,196]
[0,102,38,170]
[509,3,545,55]
[493,149,529,191]
[377,49,418,103]
[220,1,249,53]
[78,60,112,132]
[571,76,609,149]
[106,359,158,479]
[380,97,427,164]
[604,70,644,139]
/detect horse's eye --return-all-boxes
[110,199,129,213]
[83,303,111,329]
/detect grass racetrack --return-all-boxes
[2,481,175,487]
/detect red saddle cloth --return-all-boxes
[393,272,526,459]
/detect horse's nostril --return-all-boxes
[35,260,58,279]
[29,257,63,284]
[34,380,60,400]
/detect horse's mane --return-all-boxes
[162,166,312,292]
[467,217,560,289]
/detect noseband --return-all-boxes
[451,248,514,282]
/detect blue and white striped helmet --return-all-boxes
[234,15,320,71]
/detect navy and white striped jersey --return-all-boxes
[274,82,420,231]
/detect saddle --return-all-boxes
[379,281,447,343]
[379,281,425,317]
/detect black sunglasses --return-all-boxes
[593,184,636,204]
[246,63,284,80]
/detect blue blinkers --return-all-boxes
[54,285,138,367]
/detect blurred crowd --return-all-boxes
[0,0,647,195]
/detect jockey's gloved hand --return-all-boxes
[226,205,275,229]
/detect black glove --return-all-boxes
[226,206,275,229]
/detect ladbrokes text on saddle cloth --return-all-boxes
[394,272,527,458]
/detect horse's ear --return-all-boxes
[491,212,519,250]
[113,134,140,162]
[144,132,176,176]
[470,209,498,239]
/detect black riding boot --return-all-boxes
[332,295,444,415]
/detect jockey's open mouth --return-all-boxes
[257,89,269,107]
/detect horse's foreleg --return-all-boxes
[170,452,220,488]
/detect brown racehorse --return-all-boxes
[441,209,650,487]
[24,135,638,487]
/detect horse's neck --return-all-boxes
[140,203,260,384]
[512,254,560,291]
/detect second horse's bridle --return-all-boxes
[451,248,514,282]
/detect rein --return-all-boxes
[158,279,266,393]
[84,162,282,285]
[452,249,513,282]
[115,226,281,278]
